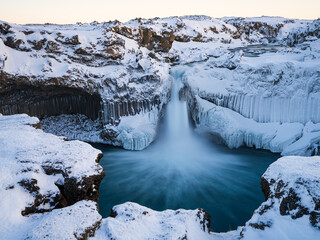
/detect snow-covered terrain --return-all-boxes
[1,15,320,239]
[241,156,320,240]
[1,16,319,151]
[0,19,172,150]
[0,114,104,239]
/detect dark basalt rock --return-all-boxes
[310,212,320,230]
[56,34,80,45]
[249,222,272,230]
[279,188,309,219]
[260,177,271,200]
[110,208,118,218]
[257,175,320,230]
[4,36,26,51]
[0,81,102,121]
[138,27,175,52]
[0,22,13,34]
[18,178,63,216]
[56,173,105,207]
[196,208,211,232]
[45,40,61,53]
[30,38,47,50]
[18,178,40,194]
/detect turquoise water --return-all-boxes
[95,142,278,232]
[95,69,279,232]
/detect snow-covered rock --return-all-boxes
[91,202,213,240]
[241,156,320,240]
[26,200,102,240]
[0,114,105,238]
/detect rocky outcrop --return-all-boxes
[241,156,320,239]
[92,202,212,240]
[0,114,105,239]
[225,17,285,42]
[285,19,320,46]
[26,201,102,240]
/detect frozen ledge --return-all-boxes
[42,107,162,151]
[193,96,320,156]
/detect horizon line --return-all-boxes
[1,14,319,26]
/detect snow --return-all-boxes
[91,202,213,240]
[242,156,320,240]
[193,96,320,156]
[1,15,320,239]
[114,108,160,150]
[1,200,101,240]
[26,200,101,240]
[0,114,103,239]
[42,105,164,150]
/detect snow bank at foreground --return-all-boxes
[91,202,222,240]
[0,114,104,239]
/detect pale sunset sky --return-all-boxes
[1,0,319,24]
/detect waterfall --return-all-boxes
[151,67,218,161]
[163,70,192,143]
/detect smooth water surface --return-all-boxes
[95,68,279,232]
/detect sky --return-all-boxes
[1,0,319,24]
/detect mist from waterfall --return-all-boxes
[96,66,279,232]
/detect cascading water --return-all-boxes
[161,69,194,153]
[96,66,279,232]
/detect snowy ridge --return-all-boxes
[178,32,320,155]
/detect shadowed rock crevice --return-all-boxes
[0,85,103,120]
